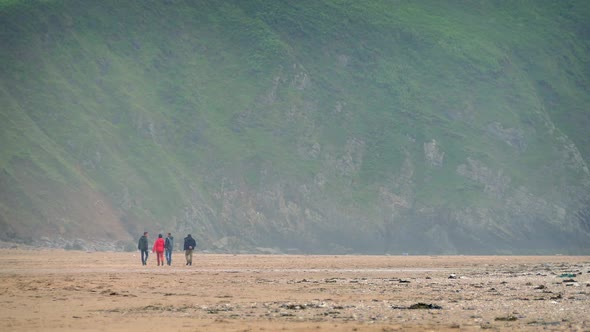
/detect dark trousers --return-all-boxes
[140,249,149,265]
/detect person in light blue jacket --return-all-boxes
[164,233,174,266]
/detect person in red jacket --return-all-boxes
[152,234,166,266]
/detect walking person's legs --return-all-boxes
[141,250,148,265]
[185,250,193,265]
[165,249,172,266]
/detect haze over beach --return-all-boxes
[1,2,590,330]
[1,0,589,254]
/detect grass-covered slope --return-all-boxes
[1,0,589,253]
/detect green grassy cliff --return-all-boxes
[1,0,589,253]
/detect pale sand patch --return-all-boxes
[0,249,588,331]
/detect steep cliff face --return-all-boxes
[1,0,589,253]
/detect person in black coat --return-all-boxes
[137,232,149,265]
[183,234,197,266]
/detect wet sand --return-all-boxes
[0,249,589,331]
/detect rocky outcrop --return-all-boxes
[424,139,444,168]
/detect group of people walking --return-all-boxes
[137,232,197,266]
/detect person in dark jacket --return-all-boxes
[138,232,149,265]
[183,234,197,266]
[165,233,174,266]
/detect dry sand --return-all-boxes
[0,249,589,331]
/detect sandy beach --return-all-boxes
[0,249,588,331]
